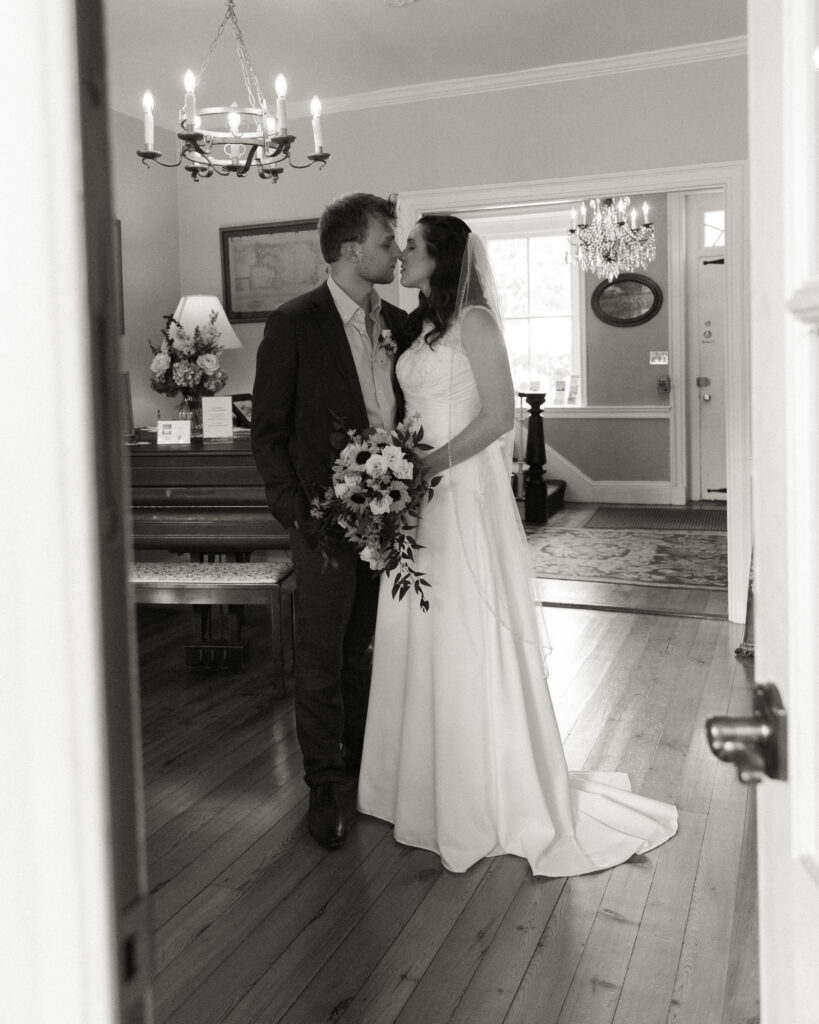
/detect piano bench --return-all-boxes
[130,560,296,699]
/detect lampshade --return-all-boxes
[171,295,242,349]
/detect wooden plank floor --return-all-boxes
[137,563,757,1024]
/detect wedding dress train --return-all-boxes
[357,316,678,876]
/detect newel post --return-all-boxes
[519,391,548,523]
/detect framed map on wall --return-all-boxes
[220,219,326,322]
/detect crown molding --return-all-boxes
[306,36,747,118]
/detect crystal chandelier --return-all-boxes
[136,0,329,183]
[566,197,656,282]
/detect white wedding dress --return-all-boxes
[357,315,678,876]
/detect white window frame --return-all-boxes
[467,208,587,405]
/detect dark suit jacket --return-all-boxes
[251,281,409,530]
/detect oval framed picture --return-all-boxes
[590,273,663,328]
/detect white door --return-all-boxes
[685,194,727,500]
[744,1,819,1020]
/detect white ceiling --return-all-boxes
[105,0,746,128]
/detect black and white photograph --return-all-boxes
[5,2,818,1024]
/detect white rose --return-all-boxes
[197,352,220,375]
[369,495,392,516]
[364,453,388,479]
[382,444,414,480]
[150,352,171,374]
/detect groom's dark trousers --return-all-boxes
[251,281,407,787]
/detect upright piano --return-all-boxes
[128,435,289,556]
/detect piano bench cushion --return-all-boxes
[130,560,294,591]
[130,561,296,609]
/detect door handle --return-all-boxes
[706,683,787,784]
[702,393,712,402]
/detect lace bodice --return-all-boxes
[396,316,480,447]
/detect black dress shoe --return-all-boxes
[308,782,348,849]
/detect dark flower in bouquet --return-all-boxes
[310,414,441,611]
[147,310,228,398]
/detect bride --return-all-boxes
[357,214,677,876]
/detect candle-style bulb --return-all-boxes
[275,74,288,133]
[183,69,197,129]
[142,90,155,149]
[266,115,277,135]
[310,95,324,150]
[642,202,649,224]
[228,102,241,135]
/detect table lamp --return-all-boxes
[171,295,242,349]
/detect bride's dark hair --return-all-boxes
[404,215,472,347]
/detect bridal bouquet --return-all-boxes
[310,414,441,611]
[147,310,228,398]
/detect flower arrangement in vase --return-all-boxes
[147,310,228,435]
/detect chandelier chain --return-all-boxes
[196,0,266,109]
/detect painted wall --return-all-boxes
[585,193,670,407]
[114,54,747,482]
[109,109,181,427]
[544,417,670,480]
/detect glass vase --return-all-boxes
[177,394,203,438]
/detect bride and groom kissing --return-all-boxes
[251,192,677,877]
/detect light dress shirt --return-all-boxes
[327,274,398,431]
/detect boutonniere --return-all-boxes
[378,328,397,356]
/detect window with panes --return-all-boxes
[470,210,583,405]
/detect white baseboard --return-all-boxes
[545,444,671,505]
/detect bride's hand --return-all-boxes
[421,444,451,479]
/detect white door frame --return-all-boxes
[1,0,119,1019]
[400,160,750,622]
[747,0,819,1019]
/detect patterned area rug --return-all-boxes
[584,506,727,531]
[525,526,728,590]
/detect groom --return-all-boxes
[251,193,407,849]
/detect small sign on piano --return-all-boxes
[202,396,234,440]
[156,420,191,445]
